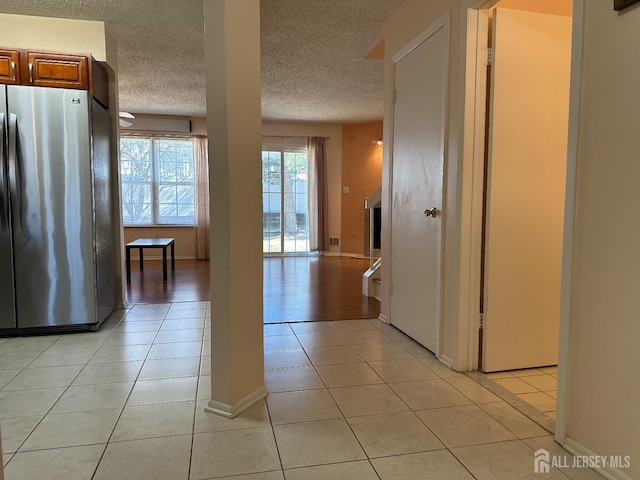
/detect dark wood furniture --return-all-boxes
[126,238,175,282]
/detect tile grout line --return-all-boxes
[186,306,206,480]
[91,303,171,480]
[5,318,125,460]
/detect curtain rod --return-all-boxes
[262,135,330,139]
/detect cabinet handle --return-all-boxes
[10,61,16,81]
[28,63,33,83]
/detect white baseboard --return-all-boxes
[378,313,389,324]
[204,385,267,419]
[563,437,634,480]
[438,354,453,368]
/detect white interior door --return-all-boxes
[390,19,448,353]
[483,8,572,372]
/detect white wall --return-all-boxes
[0,425,3,480]
[262,121,343,252]
[562,1,640,477]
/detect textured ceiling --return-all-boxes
[0,0,405,123]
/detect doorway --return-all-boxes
[480,3,573,373]
[465,0,573,421]
[262,147,310,254]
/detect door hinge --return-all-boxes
[485,47,493,66]
[389,282,393,295]
[479,313,484,329]
[392,90,397,104]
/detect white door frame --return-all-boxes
[388,12,450,358]
[459,0,585,443]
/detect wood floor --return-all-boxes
[264,256,381,323]
[125,259,210,304]
[125,256,381,323]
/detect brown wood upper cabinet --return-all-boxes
[0,48,109,108]
[0,49,20,85]
[24,51,89,90]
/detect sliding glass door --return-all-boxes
[262,148,309,253]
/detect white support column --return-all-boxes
[204,0,265,418]
[0,425,4,480]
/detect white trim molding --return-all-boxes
[458,5,491,372]
[205,385,267,419]
[438,353,453,369]
[555,0,585,444]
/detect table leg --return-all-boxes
[171,241,175,271]
[126,247,131,282]
[139,248,144,271]
[162,246,168,280]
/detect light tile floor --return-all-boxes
[481,367,558,420]
[0,302,603,480]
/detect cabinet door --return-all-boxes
[24,52,89,89]
[0,49,20,85]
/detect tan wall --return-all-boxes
[494,0,572,17]
[261,121,343,252]
[123,227,196,259]
[340,122,383,255]
[0,14,115,68]
[565,1,640,475]
[382,0,465,367]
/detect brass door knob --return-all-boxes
[424,207,439,218]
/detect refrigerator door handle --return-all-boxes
[0,112,7,233]
[8,113,22,234]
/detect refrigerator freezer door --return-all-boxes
[8,86,97,328]
[0,86,17,329]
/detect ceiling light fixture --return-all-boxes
[119,111,135,128]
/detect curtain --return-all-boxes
[307,137,329,252]
[194,136,210,260]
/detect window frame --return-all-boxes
[120,135,196,227]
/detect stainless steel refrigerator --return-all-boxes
[0,85,116,333]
